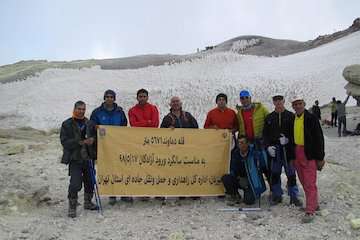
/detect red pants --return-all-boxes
[294,146,318,214]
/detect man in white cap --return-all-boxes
[263,94,301,206]
[291,96,325,223]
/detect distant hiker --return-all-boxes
[90,89,129,205]
[222,135,266,205]
[263,94,302,206]
[291,96,325,223]
[311,100,321,120]
[330,97,337,127]
[204,93,238,132]
[128,88,159,128]
[60,101,98,218]
[336,95,351,137]
[236,90,270,183]
[161,96,198,128]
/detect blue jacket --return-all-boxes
[230,145,266,198]
[90,103,128,126]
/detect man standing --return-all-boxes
[336,95,351,137]
[60,101,98,218]
[311,100,321,121]
[129,89,159,128]
[236,90,269,142]
[236,90,269,179]
[204,93,238,132]
[263,94,301,206]
[161,96,198,128]
[330,97,337,127]
[90,89,128,205]
[291,96,325,223]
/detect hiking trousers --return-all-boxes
[68,161,94,199]
[293,146,318,214]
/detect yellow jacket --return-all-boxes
[236,102,269,139]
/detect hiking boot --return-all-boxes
[68,198,77,218]
[84,193,98,210]
[290,197,303,207]
[270,195,283,206]
[109,196,117,205]
[299,206,320,212]
[121,197,134,203]
[225,194,240,206]
[301,213,315,223]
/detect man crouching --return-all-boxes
[60,101,98,218]
[222,135,266,205]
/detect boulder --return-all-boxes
[343,64,360,86]
[350,218,360,230]
[344,82,360,96]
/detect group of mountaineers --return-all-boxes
[60,88,325,224]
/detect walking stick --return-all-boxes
[89,160,103,215]
[217,207,261,212]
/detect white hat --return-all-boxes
[291,96,304,103]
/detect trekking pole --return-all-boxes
[217,207,261,212]
[89,160,103,215]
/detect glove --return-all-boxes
[279,134,289,145]
[267,146,276,157]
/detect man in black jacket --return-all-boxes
[160,96,198,128]
[291,96,325,223]
[60,101,98,218]
[263,94,301,206]
[311,100,321,120]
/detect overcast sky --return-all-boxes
[0,0,359,66]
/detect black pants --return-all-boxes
[68,161,94,199]
[221,174,255,205]
[331,112,337,127]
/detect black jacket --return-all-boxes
[311,105,321,120]
[263,109,295,161]
[60,117,96,164]
[302,110,325,161]
[160,110,198,128]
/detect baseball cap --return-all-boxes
[239,90,251,98]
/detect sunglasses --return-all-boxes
[240,96,249,100]
[105,95,114,99]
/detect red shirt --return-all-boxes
[204,107,237,129]
[242,109,254,140]
[128,103,159,127]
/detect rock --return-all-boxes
[344,82,360,96]
[346,213,355,220]
[350,218,360,230]
[343,64,360,85]
[169,231,185,240]
[234,233,242,239]
[319,209,330,217]
[4,145,25,155]
[0,138,8,144]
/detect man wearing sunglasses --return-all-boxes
[263,94,301,207]
[90,89,128,205]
